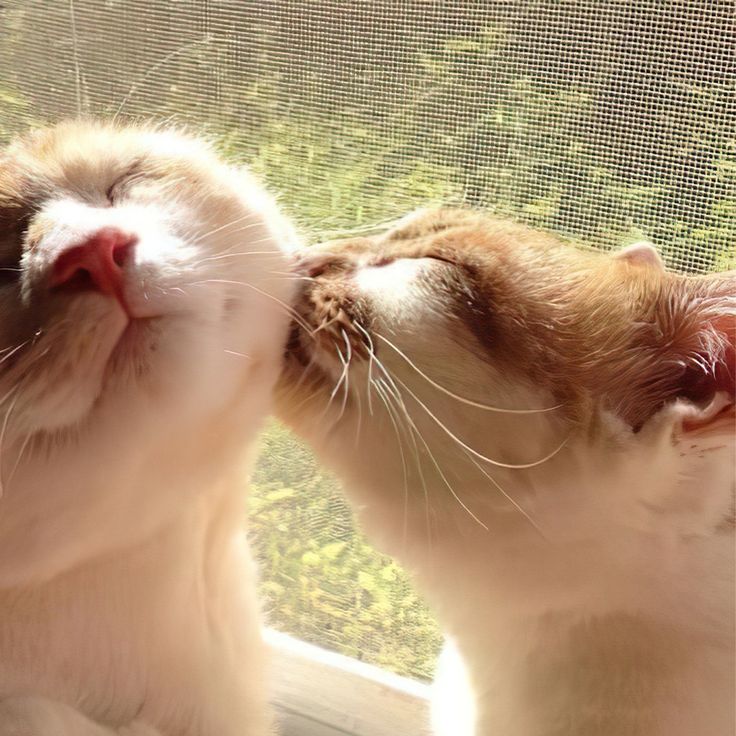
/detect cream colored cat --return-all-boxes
[277,208,735,736]
[0,122,297,735]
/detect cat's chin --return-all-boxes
[102,315,162,380]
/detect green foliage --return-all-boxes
[215,116,459,239]
[250,422,442,680]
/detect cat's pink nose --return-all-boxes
[50,228,137,307]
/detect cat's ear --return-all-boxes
[669,274,735,431]
[615,241,664,270]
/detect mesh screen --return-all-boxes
[0,0,733,680]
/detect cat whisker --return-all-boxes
[323,342,350,425]
[353,377,364,447]
[186,279,313,336]
[0,340,31,365]
[193,250,288,266]
[376,374,488,532]
[370,377,413,545]
[261,275,318,285]
[353,322,376,416]
[113,35,214,122]
[337,329,353,427]
[194,212,263,243]
[0,386,23,499]
[461,449,547,538]
[374,331,562,415]
[194,234,287,256]
[5,431,33,490]
[269,271,315,282]
[393,373,569,470]
[367,343,555,529]
[371,361,436,542]
[224,349,251,360]
[286,348,327,406]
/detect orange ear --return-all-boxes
[615,241,664,270]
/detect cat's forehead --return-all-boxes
[0,122,215,202]
[322,208,592,277]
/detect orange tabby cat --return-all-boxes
[277,208,735,736]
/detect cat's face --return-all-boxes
[0,121,296,582]
[278,209,734,547]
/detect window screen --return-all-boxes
[1,0,732,681]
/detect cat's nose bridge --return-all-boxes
[48,227,138,311]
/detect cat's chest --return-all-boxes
[0,514,263,734]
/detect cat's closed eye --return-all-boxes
[104,163,145,206]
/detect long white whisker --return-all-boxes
[353,322,376,416]
[393,373,569,470]
[375,331,561,414]
[329,344,349,408]
[0,340,30,365]
[337,329,353,427]
[462,450,546,538]
[0,387,22,499]
[224,349,251,360]
[318,344,349,425]
[370,353,547,531]
[192,234,284,255]
[196,213,263,242]
[371,377,413,544]
[187,279,313,336]
[372,367,435,540]
[6,431,32,488]
[193,250,286,266]
[377,375,488,531]
[113,36,214,121]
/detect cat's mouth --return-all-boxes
[291,242,461,343]
[1,309,167,435]
[287,250,460,383]
[104,315,161,377]
[288,271,373,379]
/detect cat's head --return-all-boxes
[278,208,734,548]
[0,121,297,582]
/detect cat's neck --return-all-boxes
[342,418,735,736]
[419,483,734,736]
[438,603,734,736]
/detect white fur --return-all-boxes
[286,260,735,736]
[0,128,298,734]
[355,258,431,307]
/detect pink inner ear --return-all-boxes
[713,314,736,400]
[678,314,735,407]
[615,242,664,269]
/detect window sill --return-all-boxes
[265,629,431,736]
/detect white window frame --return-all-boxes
[265,629,432,736]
